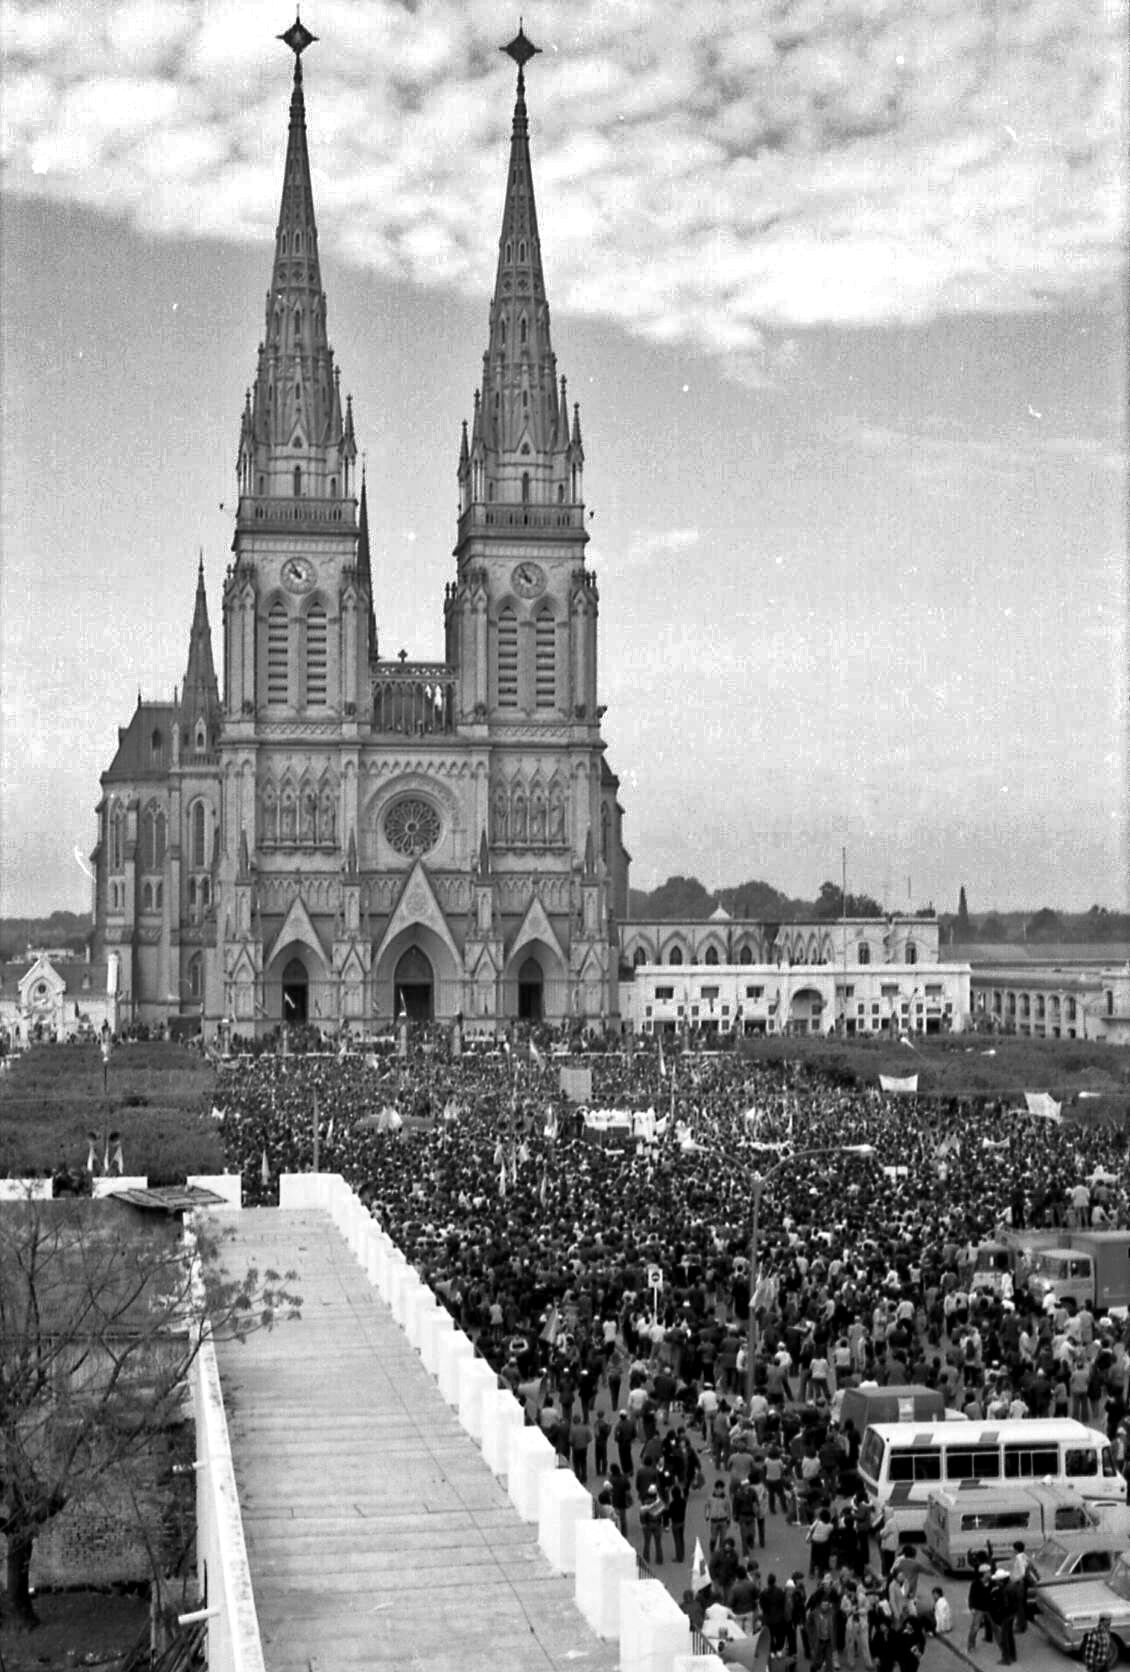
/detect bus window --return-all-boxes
[860,1431,885,1479]
[1054,1506,1090,1531]
[1065,1448,1098,1477]
[1004,1445,1060,1478]
[889,1450,942,1483]
[1101,1446,1116,1478]
[945,1447,1000,1481]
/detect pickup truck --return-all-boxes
[1027,1232,1130,1315]
[1035,1550,1130,1667]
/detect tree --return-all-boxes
[812,882,885,920]
[979,913,1007,942]
[1025,907,1063,942]
[0,1197,300,1627]
[956,886,970,937]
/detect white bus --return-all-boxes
[858,1419,1119,1535]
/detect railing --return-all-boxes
[457,501,585,538]
[236,494,355,529]
[371,663,457,735]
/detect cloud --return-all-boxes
[622,527,702,570]
[2,0,1125,377]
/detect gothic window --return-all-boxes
[557,484,564,502]
[906,942,917,965]
[739,945,754,966]
[293,465,302,496]
[267,601,288,705]
[143,807,166,870]
[384,797,440,857]
[497,606,518,707]
[188,878,197,908]
[521,473,530,503]
[200,877,211,907]
[295,231,302,253]
[143,882,153,911]
[305,604,328,706]
[154,881,162,910]
[633,948,647,968]
[505,241,512,262]
[190,801,207,869]
[188,953,203,999]
[108,805,125,872]
[151,728,162,760]
[500,318,507,344]
[857,943,870,965]
[518,240,526,262]
[705,946,719,966]
[519,316,527,344]
[535,608,555,709]
[280,789,297,842]
[669,948,684,966]
[330,476,338,498]
[194,720,206,752]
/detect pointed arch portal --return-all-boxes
[282,956,309,1024]
[517,955,543,1022]
[395,945,434,1022]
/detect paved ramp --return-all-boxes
[210,1209,619,1671]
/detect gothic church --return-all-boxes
[91,22,630,1036]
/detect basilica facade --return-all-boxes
[90,25,629,1037]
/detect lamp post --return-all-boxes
[745,1143,876,1400]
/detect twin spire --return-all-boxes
[460,24,584,514]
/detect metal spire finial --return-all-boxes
[501,21,540,85]
[279,12,317,59]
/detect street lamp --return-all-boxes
[746,1143,876,1400]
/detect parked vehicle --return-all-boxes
[838,1384,947,1434]
[1029,1516,1130,1587]
[1035,1550,1130,1666]
[1027,1232,1130,1314]
[924,1484,1107,1574]
[858,1418,1119,1535]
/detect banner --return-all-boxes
[560,1065,592,1104]
[1024,1091,1063,1123]
[879,1074,918,1094]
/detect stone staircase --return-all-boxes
[210,1209,619,1671]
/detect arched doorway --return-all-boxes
[517,956,543,1022]
[282,957,309,1024]
[394,946,434,1021]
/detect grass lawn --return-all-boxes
[737,1031,1130,1113]
[0,1043,223,1183]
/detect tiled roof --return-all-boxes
[102,702,177,783]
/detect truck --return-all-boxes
[1026,1231,1130,1315]
[966,1228,1072,1297]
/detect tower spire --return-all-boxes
[457,24,579,513]
[180,554,220,748]
[237,16,357,511]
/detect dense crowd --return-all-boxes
[214,1037,1130,1661]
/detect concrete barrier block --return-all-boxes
[619,1578,691,1672]
[574,1520,637,1639]
[437,1329,475,1404]
[404,1283,436,1351]
[537,1467,592,1573]
[0,1179,54,1200]
[92,1176,147,1197]
[673,1658,724,1672]
[480,1388,524,1477]
[507,1427,558,1522]
[419,1305,454,1375]
[457,1356,498,1442]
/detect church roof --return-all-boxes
[708,904,732,921]
[0,954,107,999]
[102,702,177,784]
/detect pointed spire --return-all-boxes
[239,19,357,511]
[181,554,221,743]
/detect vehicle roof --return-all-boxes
[929,1483,1087,1509]
[866,1419,1100,1440]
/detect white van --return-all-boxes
[858,1418,1118,1535]
[924,1484,1102,1573]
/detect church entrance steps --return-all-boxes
[208,1208,619,1672]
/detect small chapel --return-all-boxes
[90,21,630,1036]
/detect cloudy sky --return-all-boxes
[1,0,1126,917]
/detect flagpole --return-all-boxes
[312,1091,319,1174]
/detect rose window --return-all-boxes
[384,797,441,857]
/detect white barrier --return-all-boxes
[537,1467,592,1573]
[0,1178,54,1200]
[188,1174,242,1208]
[620,1578,693,1672]
[191,1333,266,1672]
[418,1302,454,1374]
[437,1328,474,1404]
[508,1427,558,1522]
[480,1386,525,1477]
[92,1175,147,1197]
[574,1520,638,1639]
[673,1658,724,1672]
[457,1355,498,1443]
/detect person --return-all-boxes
[967,1563,995,1653]
[932,1588,953,1636]
[808,1589,838,1672]
[1007,1541,1030,1631]
[666,1475,689,1563]
[730,1563,762,1638]
[640,1482,666,1566]
[609,1463,632,1537]
[1081,1614,1113,1672]
[988,1568,1017,1666]
[843,1580,874,1671]
[878,1506,901,1578]
[707,1477,732,1552]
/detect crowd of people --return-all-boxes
[212,1033,1130,1662]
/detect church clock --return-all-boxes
[281,557,315,593]
[511,561,546,598]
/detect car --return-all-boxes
[1030,1524,1130,1586]
[1035,1550,1130,1667]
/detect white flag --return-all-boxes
[1024,1091,1063,1124]
[879,1073,918,1094]
[691,1536,711,1593]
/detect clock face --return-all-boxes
[281,557,314,593]
[511,561,546,598]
